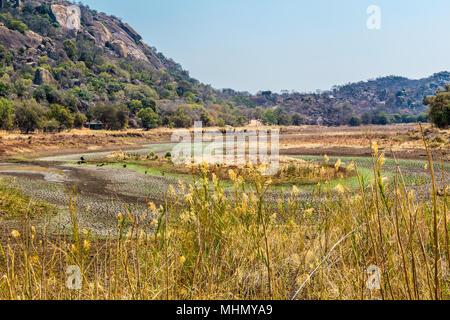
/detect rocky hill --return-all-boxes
[0,0,447,131]
[244,72,450,126]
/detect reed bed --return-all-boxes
[0,133,448,300]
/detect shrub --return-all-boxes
[171,108,193,128]
[137,107,159,130]
[0,81,11,97]
[63,39,78,60]
[128,99,143,113]
[33,85,63,104]
[292,113,306,126]
[8,20,28,33]
[263,109,277,125]
[0,180,55,218]
[74,113,87,129]
[349,116,362,127]
[14,101,45,133]
[47,104,75,130]
[361,112,371,125]
[424,85,450,129]
[0,97,14,129]
[90,104,129,130]
[372,111,390,125]
[41,119,60,133]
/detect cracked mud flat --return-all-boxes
[0,161,178,235]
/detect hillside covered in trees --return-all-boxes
[0,0,447,132]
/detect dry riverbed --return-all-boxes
[0,124,448,236]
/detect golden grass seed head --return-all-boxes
[83,239,90,251]
[11,230,20,238]
[335,159,342,171]
[335,184,346,194]
[372,141,379,156]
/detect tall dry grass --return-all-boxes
[0,137,448,300]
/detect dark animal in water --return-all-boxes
[80,156,85,161]
[123,164,127,168]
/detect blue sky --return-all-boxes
[79,0,450,93]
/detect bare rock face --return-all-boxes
[119,23,142,43]
[96,15,149,62]
[111,40,128,58]
[34,67,57,85]
[24,29,42,44]
[51,4,81,30]
[0,24,42,49]
[90,21,112,45]
[0,1,165,69]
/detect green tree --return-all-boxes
[391,114,403,123]
[274,107,292,125]
[90,104,129,130]
[349,116,362,127]
[372,111,390,125]
[254,106,264,120]
[47,104,75,130]
[0,81,10,97]
[137,108,159,130]
[74,113,87,129]
[116,106,129,129]
[14,101,45,133]
[128,99,143,113]
[402,115,418,123]
[262,109,277,125]
[41,119,60,133]
[171,108,193,128]
[361,112,372,125]
[292,113,306,126]
[0,45,13,66]
[14,78,32,98]
[216,118,226,127]
[200,112,213,126]
[424,85,450,129]
[0,98,14,130]
[63,39,78,60]
[33,85,63,104]
[141,97,157,112]
[7,20,28,33]
[417,113,428,123]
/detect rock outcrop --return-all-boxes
[119,23,142,43]
[34,67,57,85]
[51,4,81,31]
[111,40,127,58]
[0,24,42,49]
[90,21,112,45]
[47,2,150,62]
[0,1,173,83]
